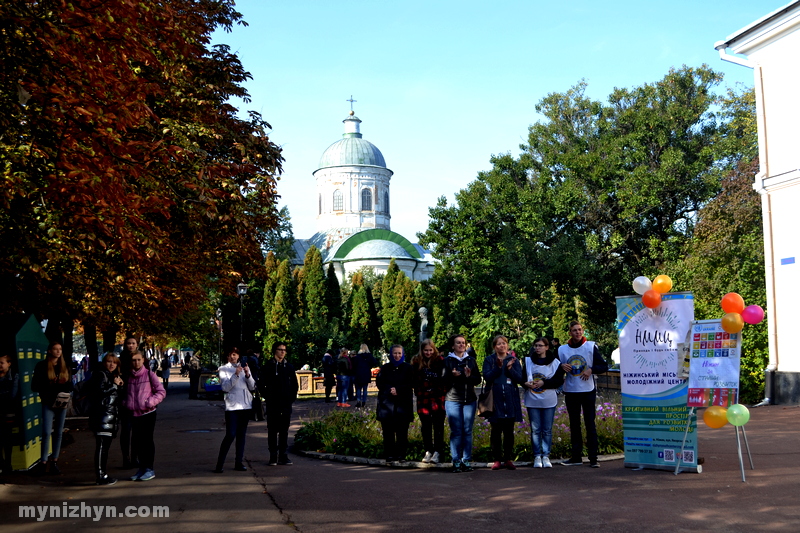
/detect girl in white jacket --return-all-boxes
[214,348,256,473]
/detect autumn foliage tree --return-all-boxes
[0,1,283,346]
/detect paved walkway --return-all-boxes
[2,375,799,532]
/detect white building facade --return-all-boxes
[716,1,800,403]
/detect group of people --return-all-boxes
[1,320,607,480]
[320,345,378,408]
[22,337,166,485]
[370,321,608,471]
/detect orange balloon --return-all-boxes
[652,275,673,294]
[720,292,745,314]
[642,289,661,309]
[703,406,729,429]
[721,312,744,334]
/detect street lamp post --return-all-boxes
[215,308,222,365]
[236,281,248,345]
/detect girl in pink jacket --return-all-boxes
[124,352,166,481]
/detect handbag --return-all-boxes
[477,383,494,418]
[52,392,72,410]
[250,388,265,422]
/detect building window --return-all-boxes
[318,194,322,215]
[333,190,343,211]
[361,188,372,211]
[384,192,389,215]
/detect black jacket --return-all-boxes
[442,354,481,403]
[259,359,298,407]
[376,362,414,423]
[353,352,377,385]
[88,369,121,436]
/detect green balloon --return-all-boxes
[727,403,750,426]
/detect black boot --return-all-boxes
[95,436,117,485]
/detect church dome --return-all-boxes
[317,113,388,170]
[344,239,410,260]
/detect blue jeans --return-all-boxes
[41,405,68,461]
[355,384,369,404]
[527,406,556,457]
[445,400,476,463]
[337,376,350,403]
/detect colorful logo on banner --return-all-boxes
[687,320,740,407]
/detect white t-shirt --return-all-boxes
[524,357,560,408]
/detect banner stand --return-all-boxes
[674,406,700,475]
[735,425,755,482]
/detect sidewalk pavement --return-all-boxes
[2,375,799,532]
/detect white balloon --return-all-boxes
[632,276,652,296]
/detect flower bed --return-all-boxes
[295,398,623,462]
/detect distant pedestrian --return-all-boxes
[376,345,414,462]
[0,354,19,475]
[483,335,524,471]
[335,348,352,407]
[31,342,73,476]
[214,348,255,473]
[259,342,298,466]
[558,321,608,468]
[124,351,166,481]
[353,344,377,408]
[411,339,446,464]
[188,351,202,400]
[88,352,124,485]
[160,355,171,388]
[443,334,481,473]
[322,350,337,403]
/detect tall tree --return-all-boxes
[265,260,294,351]
[0,0,283,344]
[421,65,743,351]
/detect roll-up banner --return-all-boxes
[616,292,699,472]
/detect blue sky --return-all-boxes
[213,0,773,242]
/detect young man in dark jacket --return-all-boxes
[259,342,298,465]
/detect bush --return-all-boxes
[295,397,624,461]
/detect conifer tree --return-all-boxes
[265,259,294,351]
[325,263,343,322]
[301,247,328,333]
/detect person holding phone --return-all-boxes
[442,334,481,472]
[214,347,255,473]
[524,337,564,468]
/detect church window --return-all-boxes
[384,192,389,214]
[333,190,343,211]
[318,194,322,215]
[361,188,372,211]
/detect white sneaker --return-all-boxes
[542,457,552,468]
[533,456,543,468]
[431,452,440,464]
[422,451,433,463]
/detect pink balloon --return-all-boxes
[741,305,764,325]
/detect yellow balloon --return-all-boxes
[652,275,673,294]
[703,406,729,429]
[721,312,744,334]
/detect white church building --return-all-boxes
[292,111,435,282]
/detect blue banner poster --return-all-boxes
[616,293,699,472]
